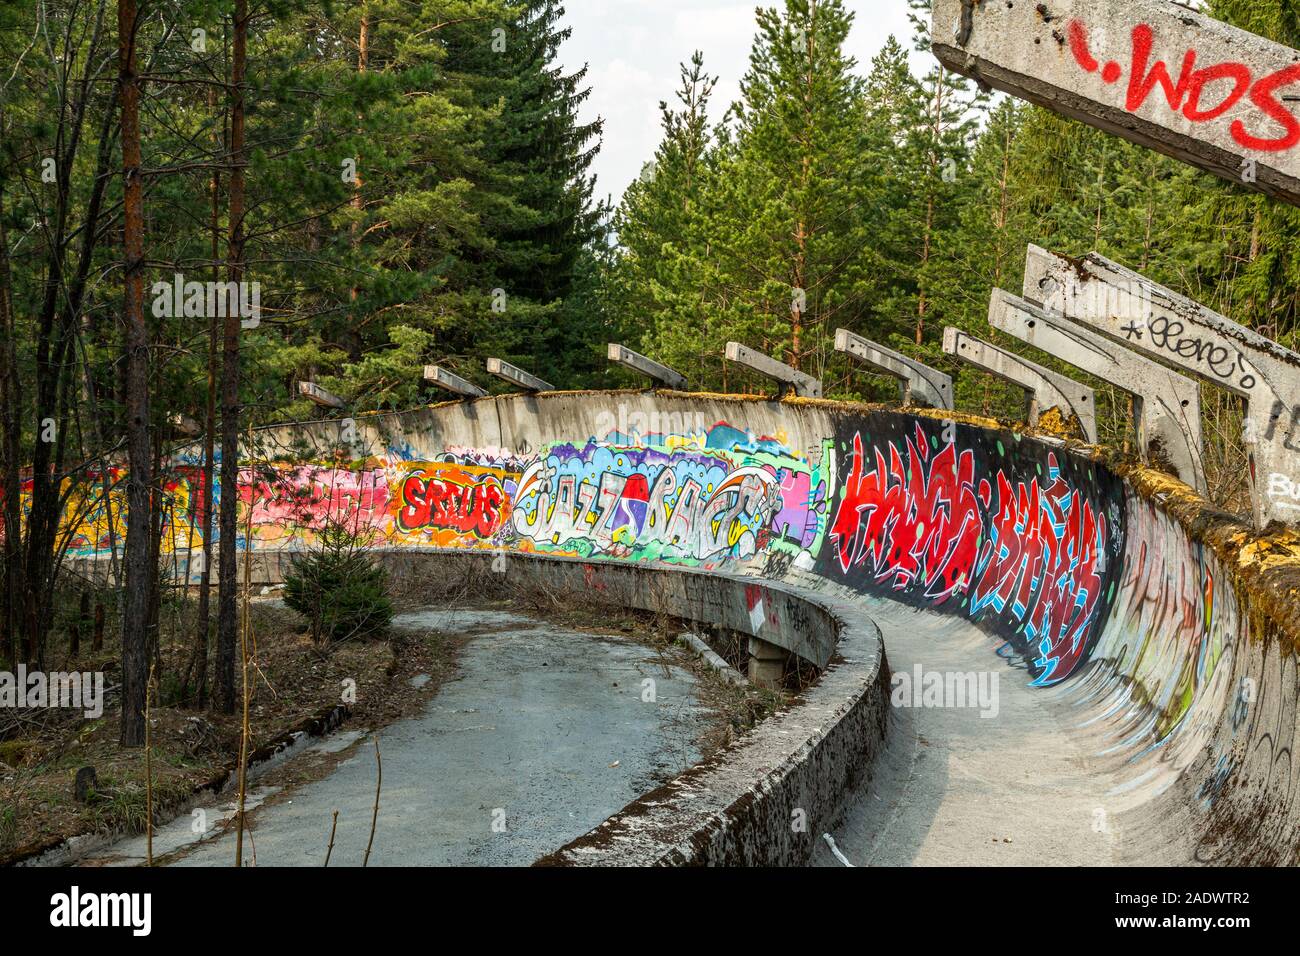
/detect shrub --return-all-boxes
[283,519,393,646]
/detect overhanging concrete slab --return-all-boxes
[298,381,345,409]
[607,344,689,391]
[724,342,822,398]
[943,326,1098,442]
[990,290,1206,492]
[486,358,554,393]
[932,0,1300,206]
[1023,244,1300,527]
[834,329,953,410]
[424,365,487,399]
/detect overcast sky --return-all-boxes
[555,0,931,208]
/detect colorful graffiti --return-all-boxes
[1085,497,1237,769]
[238,465,390,543]
[34,411,1132,685]
[5,467,206,556]
[510,426,830,566]
[822,420,1124,685]
[394,464,514,543]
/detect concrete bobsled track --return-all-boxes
[68,390,1300,865]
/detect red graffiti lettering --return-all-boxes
[1125,24,1196,113]
[1184,62,1252,122]
[1066,19,1300,154]
[970,461,1105,682]
[1068,19,1100,73]
[1233,64,1300,152]
[829,425,981,602]
[829,428,1110,684]
[397,473,504,538]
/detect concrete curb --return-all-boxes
[676,632,748,687]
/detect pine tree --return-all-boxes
[713,0,875,383]
[898,0,984,347]
[613,52,727,388]
[442,1,609,387]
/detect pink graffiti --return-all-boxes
[238,466,390,531]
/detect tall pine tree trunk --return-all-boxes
[0,170,22,669]
[187,79,222,708]
[215,0,248,715]
[119,0,152,746]
[916,65,946,347]
[345,11,368,357]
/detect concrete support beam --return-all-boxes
[606,343,689,391]
[989,290,1207,493]
[298,380,345,409]
[167,413,201,437]
[943,327,1097,443]
[423,364,487,399]
[485,357,554,393]
[747,636,789,689]
[724,342,822,398]
[932,0,1300,207]
[677,632,748,687]
[1024,245,1300,527]
[834,328,953,410]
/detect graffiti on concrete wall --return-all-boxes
[35,412,1130,683]
[821,417,1126,685]
[238,465,390,545]
[1081,496,1241,805]
[393,463,515,544]
[4,467,207,556]
[510,425,831,567]
[1066,19,1300,154]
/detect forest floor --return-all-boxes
[0,587,781,864]
[0,591,466,862]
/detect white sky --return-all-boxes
[556,0,931,208]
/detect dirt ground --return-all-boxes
[0,593,464,863]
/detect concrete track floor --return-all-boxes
[814,597,1121,866]
[85,597,1124,867]
[89,608,715,867]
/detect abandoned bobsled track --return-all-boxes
[66,389,1300,865]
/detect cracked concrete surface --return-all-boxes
[92,608,715,867]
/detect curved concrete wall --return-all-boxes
[57,389,1300,864]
